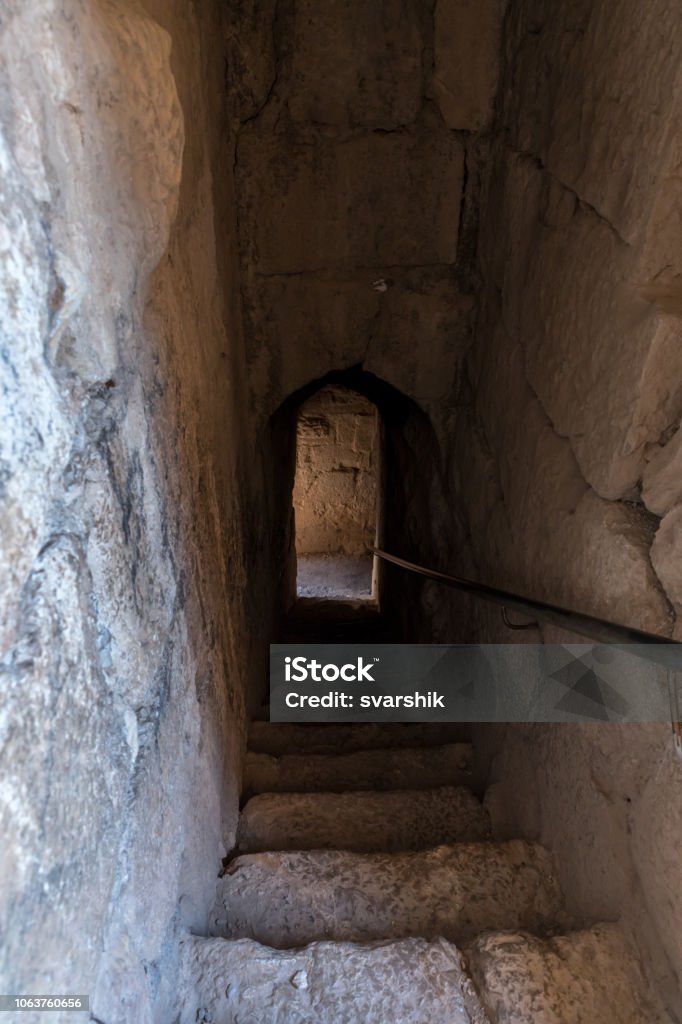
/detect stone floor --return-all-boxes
[296,553,374,599]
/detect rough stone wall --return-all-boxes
[0,2,255,1020]
[454,0,682,639]
[460,2,682,1015]
[293,388,377,556]
[227,0,505,637]
[227,0,505,426]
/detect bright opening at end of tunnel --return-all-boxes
[293,386,379,601]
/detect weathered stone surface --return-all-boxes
[432,0,505,130]
[501,0,682,244]
[477,722,682,1009]
[561,491,672,635]
[294,387,377,556]
[210,841,563,947]
[630,739,682,1003]
[651,505,682,615]
[286,0,424,128]
[247,721,471,756]
[237,785,490,853]
[487,153,682,501]
[224,0,277,121]
[464,319,672,633]
[0,1,251,1018]
[244,267,473,422]
[179,935,489,1024]
[467,925,674,1023]
[243,742,474,794]
[642,428,682,515]
[236,128,464,275]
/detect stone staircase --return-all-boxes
[179,721,674,1023]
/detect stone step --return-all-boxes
[248,720,471,756]
[237,785,491,853]
[466,924,674,1024]
[243,741,474,795]
[210,840,563,949]
[180,935,490,1024]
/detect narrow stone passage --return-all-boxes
[179,711,673,1023]
[2,0,682,1018]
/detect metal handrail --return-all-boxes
[372,547,682,669]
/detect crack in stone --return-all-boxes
[507,145,630,248]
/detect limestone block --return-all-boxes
[432,0,505,131]
[467,925,674,1024]
[245,267,472,421]
[494,153,682,499]
[179,935,489,1024]
[651,505,682,614]
[243,742,474,794]
[501,0,682,243]
[237,785,490,853]
[367,269,475,406]
[466,319,671,633]
[0,1,247,1018]
[642,428,682,515]
[562,491,672,635]
[286,0,423,127]
[241,272,380,412]
[236,128,464,274]
[464,335,671,631]
[630,745,682,998]
[474,326,588,526]
[210,841,563,947]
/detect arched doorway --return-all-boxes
[293,385,379,599]
[267,365,447,631]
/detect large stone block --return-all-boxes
[286,0,423,127]
[1,2,249,1019]
[642,427,682,516]
[432,0,505,130]
[237,786,490,853]
[366,268,474,408]
[224,0,277,121]
[501,0,682,243]
[651,504,682,615]
[630,745,682,993]
[236,128,464,274]
[211,841,563,947]
[243,267,472,419]
[180,935,487,1024]
[487,153,682,500]
[468,925,673,1024]
[563,491,671,635]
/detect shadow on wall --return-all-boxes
[266,365,454,636]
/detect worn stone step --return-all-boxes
[248,720,471,756]
[180,935,490,1024]
[466,924,674,1024]
[237,785,490,853]
[210,840,563,949]
[243,741,473,795]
